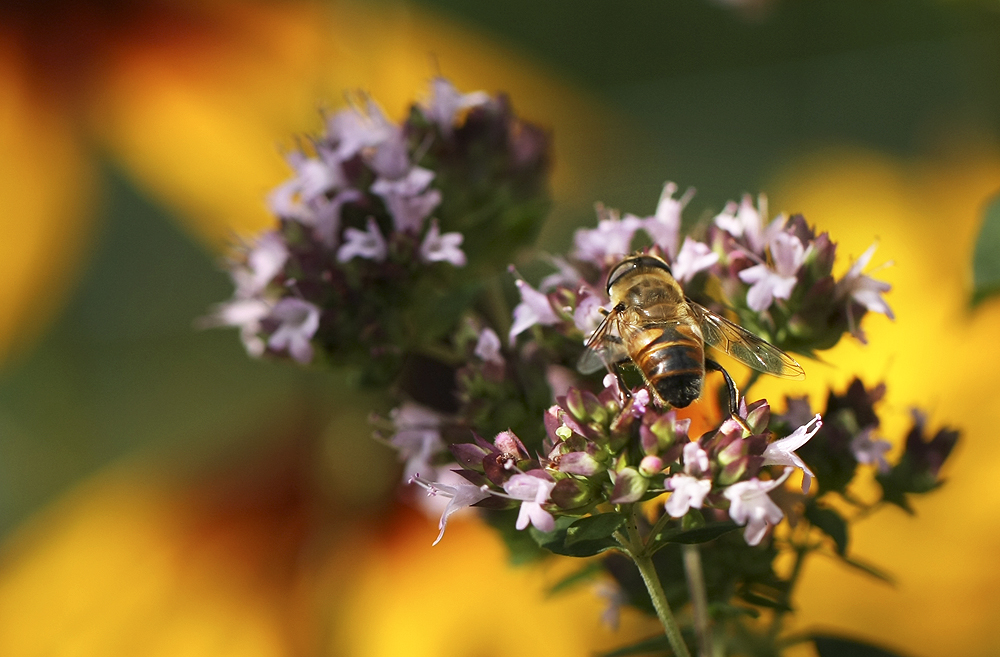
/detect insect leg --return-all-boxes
[611,363,632,401]
[705,359,752,434]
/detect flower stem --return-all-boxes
[623,512,692,657]
[682,544,712,657]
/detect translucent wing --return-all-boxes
[577,310,631,374]
[689,301,805,379]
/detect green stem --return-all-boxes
[644,510,675,553]
[682,544,712,657]
[623,511,692,657]
[484,274,512,338]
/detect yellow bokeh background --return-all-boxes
[1,0,998,655]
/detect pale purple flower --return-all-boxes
[371,166,435,198]
[368,128,411,181]
[724,468,791,546]
[236,231,288,296]
[763,413,822,492]
[623,387,651,418]
[714,194,785,255]
[391,403,446,481]
[410,472,491,546]
[509,279,560,345]
[267,298,321,364]
[539,255,583,292]
[851,427,891,474]
[595,581,626,631]
[642,182,694,258]
[419,220,466,266]
[200,298,271,357]
[572,291,606,335]
[292,152,343,200]
[474,327,504,365]
[421,77,491,134]
[738,231,807,311]
[371,167,441,233]
[545,365,576,400]
[268,155,343,223]
[671,237,719,284]
[665,474,713,518]
[310,189,364,247]
[267,155,360,247]
[573,212,643,266]
[383,189,442,234]
[682,441,710,477]
[337,217,387,262]
[326,98,394,161]
[835,242,895,343]
[503,471,557,531]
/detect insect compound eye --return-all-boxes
[606,254,672,293]
[605,259,635,293]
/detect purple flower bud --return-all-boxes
[450,442,491,471]
[745,399,771,435]
[560,451,605,476]
[550,478,594,509]
[638,455,664,477]
[609,467,648,504]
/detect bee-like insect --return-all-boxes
[579,253,804,427]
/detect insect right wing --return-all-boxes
[690,301,806,379]
[577,310,630,374]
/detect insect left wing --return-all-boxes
[577,310,630,374]
[689,301,805,379]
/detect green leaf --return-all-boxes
[565,513,626,546]
[805,504,849,555]
[650,521,740,550]
[837,554,896,586]
[599,634,671,657]
[530,516,622,557]
[738,589,790,611]
[973,191,1000,305]
[0,163,321,536]
[813,634,913,657]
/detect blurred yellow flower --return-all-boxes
[764,145,1000,657]
[0,459,662,657]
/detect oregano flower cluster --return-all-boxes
[207,78,550,384]
[212,80,958,657]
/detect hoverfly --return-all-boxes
[579,253,804,429]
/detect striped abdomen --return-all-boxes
[629,320,705,408]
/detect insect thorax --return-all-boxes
[611,269,686,320]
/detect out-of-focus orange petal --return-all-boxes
[0,461,660,657]
[91,1,613,249]
[0,41,96,366]
[763,143,1000,656]
[326,509,661,657]
[0,466,289,657]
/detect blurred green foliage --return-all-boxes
[0,165,322,535]
[417,0,1000,237]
